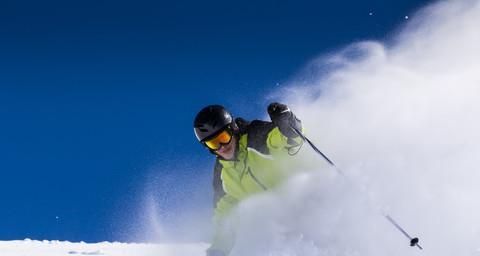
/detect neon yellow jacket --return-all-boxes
[208,119,303,254]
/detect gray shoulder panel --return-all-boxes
[246,120,275,155]
[212,159,225,207]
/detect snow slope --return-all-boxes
[0,240,208,256]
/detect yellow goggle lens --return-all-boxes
[204,130,232,150]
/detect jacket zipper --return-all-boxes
[247,167,267,191]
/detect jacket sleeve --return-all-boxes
[209,160,239,254]
[209,194,238,253]
[266,126,303,155]
[246,120,303,156]
[212,160,239,220]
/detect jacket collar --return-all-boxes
[219,134,247,168]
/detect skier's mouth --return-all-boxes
[216,137,236,160]
[218,141,233,153]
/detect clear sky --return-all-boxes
[0,0,431,242]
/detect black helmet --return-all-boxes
[194,105,235,142]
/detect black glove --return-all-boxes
[267,102,302,138]
[206,249,226,256]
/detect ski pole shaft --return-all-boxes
[292,127,422,250]
[292,127,344,176]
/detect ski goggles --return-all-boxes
[203,129,233,150]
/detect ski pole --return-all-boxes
[291,126,423,250]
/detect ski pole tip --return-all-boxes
[410,237,422,249]
[410,237,418,246]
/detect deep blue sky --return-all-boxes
[0,0,431,242]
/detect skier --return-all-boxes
[193,103,303,256]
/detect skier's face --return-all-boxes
[215,135,236,160]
